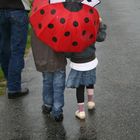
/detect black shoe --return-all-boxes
[42,104,52,114]
[54,114,63,122]
[8,88,29,99]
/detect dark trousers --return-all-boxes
[76,84,94,103]
[0,9,28,91]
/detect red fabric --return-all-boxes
[30,0,100,52]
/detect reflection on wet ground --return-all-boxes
[42,115,66,140]
[0,94,98,140]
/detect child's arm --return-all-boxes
[96,20,107,42]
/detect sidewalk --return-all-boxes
[0,48,140,140]
[0,52,98,140]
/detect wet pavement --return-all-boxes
[0,0,140,139]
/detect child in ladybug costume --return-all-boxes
[65,17,107,120]
[30,0,106,121]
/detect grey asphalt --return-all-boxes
[0,0,140,140]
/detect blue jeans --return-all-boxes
[42,70,66,117]
[0,9,28,91]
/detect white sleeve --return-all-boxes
[21,0,32,10]
[50,0,66,3]
[82,0,101,7]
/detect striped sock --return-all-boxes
[87,89,94,102]
[78,103,84,112]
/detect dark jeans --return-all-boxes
[0,9,28,92]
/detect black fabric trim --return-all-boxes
[71,53,96,63]
[63,2,83,12]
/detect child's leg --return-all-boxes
[86,84,95,109]
[75,85,86,119]
[86,84,94,102]
[42,71,53,113]
[52,70,65,121]
[76,85,85,112]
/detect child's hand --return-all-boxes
[99,17,102,22]
[96,22,107,42]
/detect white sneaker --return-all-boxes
[87,101,95,110]
[75,110,86,120]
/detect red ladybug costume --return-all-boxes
[30,0,100,52]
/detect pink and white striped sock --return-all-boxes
[87,89,94,102]
[78,103,84,112]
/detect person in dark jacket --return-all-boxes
[66,20,107,120]
[31,31,67,122]
[0,0,31,99]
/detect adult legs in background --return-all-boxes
[0,10,29,99]
[0,10,11,79]
[8,10,29,92]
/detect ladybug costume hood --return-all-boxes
[30,0,100,52]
